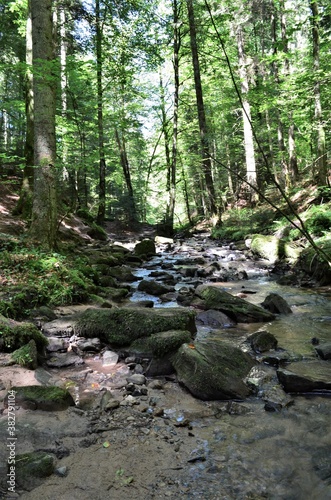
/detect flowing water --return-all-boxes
[128,236,331,499]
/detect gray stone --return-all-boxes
[102,350,119,366]
[137,279,175,296]
[261,293,292,314]
[171,340,255,400]
[46,337,69,352]
[277,361,331,393]
[247,330,278,353]
[127,374,146,385]
[196,309,235,328]
[315,342,331,360]
[193,284,275,323]
[46,352,84,368]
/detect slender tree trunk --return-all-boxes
[310,0,328,186]
[96,0,106,225]
[159,70,172,195]
[28,0,58,249]
[15,0,34,217]
[270,6,290,190]
[164,0,180,235]
[236,25,258,204]
[115,128,137,223]
[187,0,218,219]
[279,0,298,182]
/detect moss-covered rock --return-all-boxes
[171,340,255,400]
[86,223,108,241]
[0,316,48,353]
[74,307,196,346]
[261,293,292,314]
[5,385,75,411]
[14,451,55,489]
[97,286,129,302]
[11,339,38,369]
[194,285,275,323]
[108,266,137,282]
[250,234,284,263]
[247,330,278,353]
[296,238,331,285]
[134,239,156,256]
[130,330,192,358]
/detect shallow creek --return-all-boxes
[2,235,330,499]
[127,236,331,499]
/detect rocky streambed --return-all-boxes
[0,232,331,499]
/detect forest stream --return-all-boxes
[1,233,331,500]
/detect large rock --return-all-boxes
[250,234,283,263]
[261,293,292,314]
[315,342,331,360]
[134,239,156,256]
[137,279,175,296]
[129,330,192,358]
[4,385,75,411]
[295,238,331,285]
[277,361,331,393]
[196,309,235,328]
[247,330,278,353]
[194,285,275,323]
[74,307,196,346]
[171,340,255,400]
[14,451,55,489]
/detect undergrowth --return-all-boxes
[0,245,96,319]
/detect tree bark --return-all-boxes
[28,0,58,249]
[96,0,106,225]
[236,25,258,204]
[14,0,34,217]
[310,0,328,186]
[115,128,137,223]
[187,0,218,218]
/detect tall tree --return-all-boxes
[236,23,258,204]
[186,0,218,218]
[15,0,34,217]
[28,0,58,249]
[95,0,106,225]
[310,0,328,185]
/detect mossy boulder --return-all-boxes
[11,339,38,369]
[74,307,196,346]
[261,293,292,314]
[194,285,275,323]
[247,330,278,353]
[5,385,75,411]
[86,223,108,241]
[171,340,255,400]
[13,451,55,489]
[134,239,156,256]
[130,330,193,358]
[296,238,331,285]
[0,316,48,353]
[250,234,284,263]
[108,266,137,282]
[97,286,129,302]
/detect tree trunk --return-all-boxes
[187,0,218,219]
[28,0,58,249]
[96,0,106,225]
[14,0,34,217]
[236,25,258,205]
[164,0,180,235]
[115,128,137,223]
[310,0,328,186]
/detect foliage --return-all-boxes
[211,207,276,241]
[0,321,47,352]
[0,245,95,318]
[304,206,331,237]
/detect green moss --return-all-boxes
[134,239,156,256]
[11,339,38,369]
[10,385,75,410]
[130,330,192,358]
[15,451,54,483]
[74,307,196,346]
[0,322,48,353]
